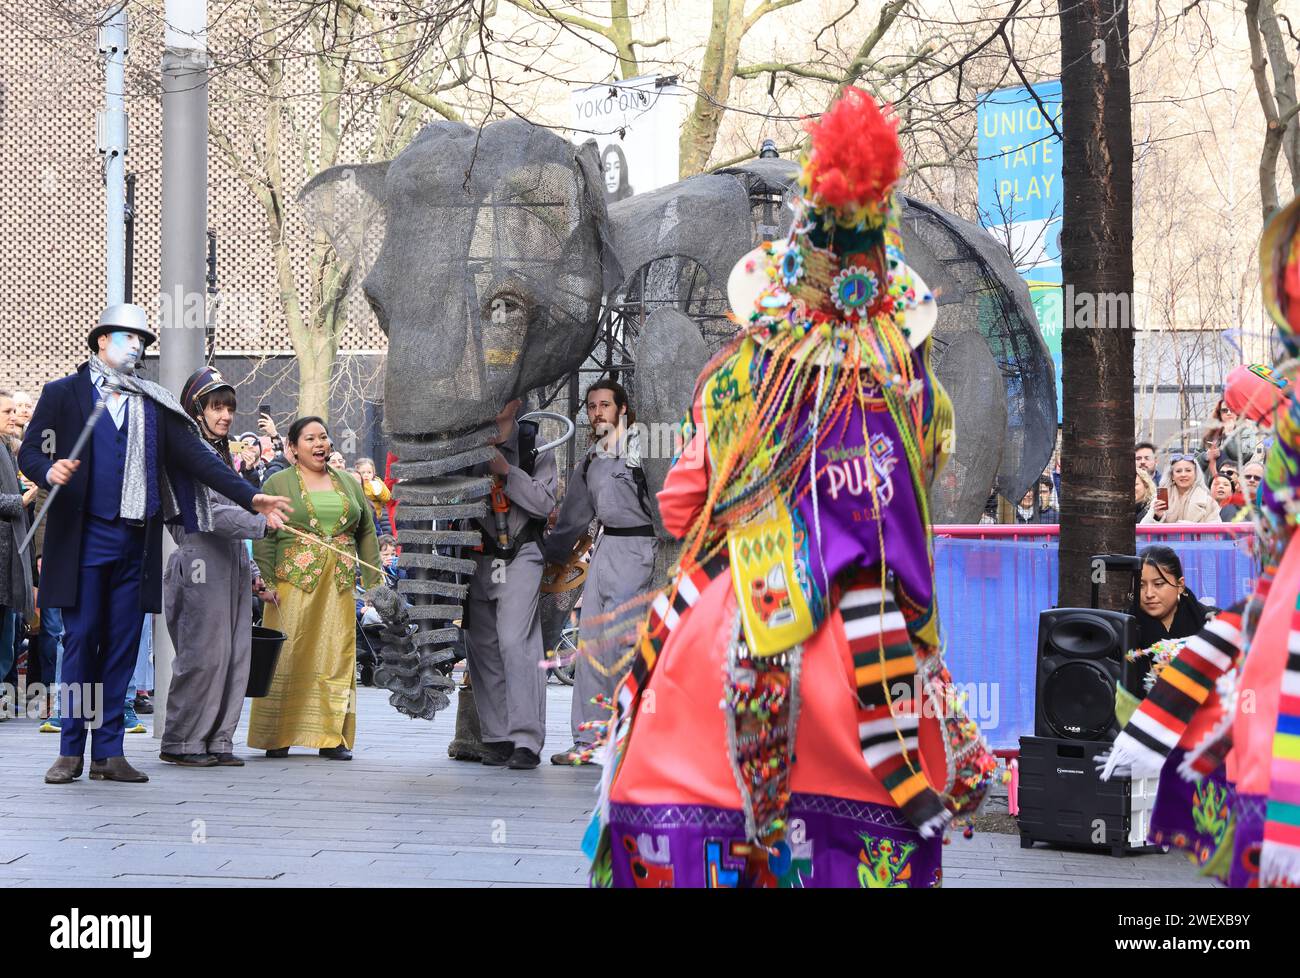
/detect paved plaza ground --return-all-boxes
[0,682,1210,888]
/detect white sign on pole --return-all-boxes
[571,75,683,202]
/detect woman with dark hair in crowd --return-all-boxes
[1129,545,1213,691]
[249,416,381,760]
[1199,397,1259,481]
[1209,474,1241,521]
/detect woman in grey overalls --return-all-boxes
[159,368,269,766]
[543,379,657,765]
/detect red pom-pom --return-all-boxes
[803,87,902,211]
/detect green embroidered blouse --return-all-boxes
[253,466,382,594]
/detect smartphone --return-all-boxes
[1156,486,1169,505]
[258,403,272,419]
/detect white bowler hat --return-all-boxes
[88,303,158,352]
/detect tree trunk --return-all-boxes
[678,0,744,177]
[298,342,333,420]
[1057,0,1136,608]
[609,0,639,80]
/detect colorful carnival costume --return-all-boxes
[583,89,995,888]
[1102,202,1300,887]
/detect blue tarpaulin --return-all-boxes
[934,529,1258,748]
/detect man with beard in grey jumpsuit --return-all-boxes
[465,400,558,770]
[159,368,272,766]
[542,379,657,766]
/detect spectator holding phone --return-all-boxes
[1142,453,1222,524]
[259,412,295,480]
[256,406,283,452]
[234,431,262,487]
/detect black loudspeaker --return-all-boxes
[1017,736,1160,856]
[1035,608,1136,742]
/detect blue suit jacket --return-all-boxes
[18,362,259,612]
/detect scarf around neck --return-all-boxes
[87,355,217,531]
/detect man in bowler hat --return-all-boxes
[19,304,291,784]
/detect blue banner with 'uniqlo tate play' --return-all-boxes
[977,81,1063,422]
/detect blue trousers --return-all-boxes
[39,606,63,710]
[129,621,153,699]
[59,515,146,760]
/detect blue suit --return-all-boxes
[19,362,259,760]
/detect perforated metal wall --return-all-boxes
[0,9,386,403]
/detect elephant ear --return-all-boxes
[900,196,1058,509]
[298,162,389,287]
[634,307,712,588]
[606,173,755,297]
[634,307,711,525]
[929,331,1008,523]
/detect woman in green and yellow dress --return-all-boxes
[250,416,381,760]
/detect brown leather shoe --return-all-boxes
[212,752,245,767]
[44,756,84,784]
[89,756,149,783]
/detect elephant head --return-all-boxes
[301,119,619,455]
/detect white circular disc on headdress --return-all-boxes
[726,241,938,349]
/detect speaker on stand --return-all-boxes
[1017,556,1162,856]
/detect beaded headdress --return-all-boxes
[726,87,937,347]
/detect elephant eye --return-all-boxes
[486,290,528,324]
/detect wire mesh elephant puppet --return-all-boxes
[301,133,1054,720]
[607,158,1058,528]
[300,120,620,719]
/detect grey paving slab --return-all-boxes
[0,680,1210,887]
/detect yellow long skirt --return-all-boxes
[247,553,357,751]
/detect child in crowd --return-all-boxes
[357,457,392,535]
[377,534,405,589]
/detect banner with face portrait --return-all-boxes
[571,75,684,204]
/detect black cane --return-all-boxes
[18,396,110,555]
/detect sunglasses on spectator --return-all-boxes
[1243,473,1262,483]
[1167,453,1197,463]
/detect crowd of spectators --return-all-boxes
[1134,396,1269,524]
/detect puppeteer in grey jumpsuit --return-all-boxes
[162,495,266,756]
[542,441,657,759]
[160,366,268,760]
[464,426,558,763]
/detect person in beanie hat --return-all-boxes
[18,306,291,785]
[158,367,277,767]
[585,89,995,887]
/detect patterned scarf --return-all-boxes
[1101,607,1243,781]
[87,356,216,532]
[839,575,948,835]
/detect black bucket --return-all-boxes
[247,626,287,698]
